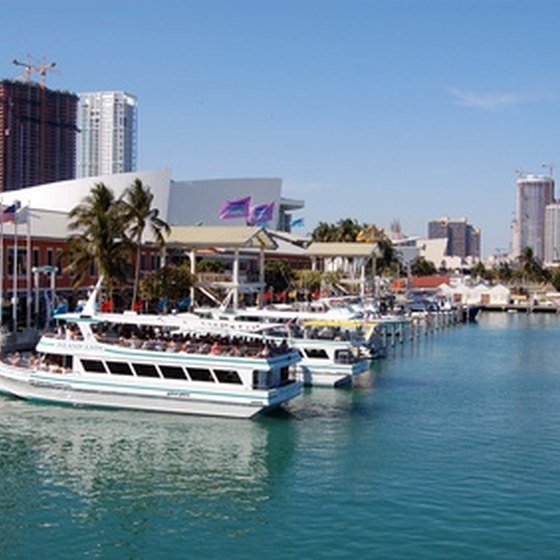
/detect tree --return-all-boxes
[496,261,513,283]
[265,260,293,294]
[334,218,362,242]
[517,247,549,283]
[312,221,338,242]
[372,230,401,276]
[311,219,362,242]
[550,268,560,292]
[139,264,195,312]
[410,256,437,276]
[122,178,171,309]
[66,182,131,300]
[471,261,488,281]
[293,270,323,299]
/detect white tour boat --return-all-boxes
[191,306,374,387]
[0,284,302,419]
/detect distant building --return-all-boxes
[427,217,481,259]
[0,80,78,192]
[513,173,554,261]
[544,202,560,264]
[77,91,137,177]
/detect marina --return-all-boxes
[1,312,560,559]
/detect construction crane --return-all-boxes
[12,57,57,87]
[542,163,559,178]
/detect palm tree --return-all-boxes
[66,182,131,300]
[122,178,171,308]
[334,218,361,242]
[312,221,337,242]
[139,263,195,313]
[517,247,549,283]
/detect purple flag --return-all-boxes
[247,202,275,226]
[219,196,251,219]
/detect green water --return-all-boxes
[1,313,560,559]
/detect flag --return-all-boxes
[15,205,29,225]
[291,217,305,228]
[0,202,20,223]
[219,196,251,219]
[247,202,275,226]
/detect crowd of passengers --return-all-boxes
[95,324,294,358]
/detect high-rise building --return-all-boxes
[428,216,481,259]
[513,173,554,261]
[77,91,137,178]
[544,203,560,264]
[0,80,78,192]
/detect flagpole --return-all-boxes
[12,208,18,333]
[25,202,31,329]
[0,198,3,329]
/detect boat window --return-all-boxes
[214,369,242,384]
[159,365,187,380]
[106,361,134,376]
[235,316,261,322]
[81,359,107,374]
[334,349,354,364]
[304,348,329,360]
[187,368,214,382]
[132,363,160,378]
[252,370,269,389]
[280,366,291,385]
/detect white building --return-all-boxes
[544,202,560,265]
[513,173,554,261]
[77,92,138,178]
[393,237,476,271]
[168,178,304,230]
[0,169,304,236]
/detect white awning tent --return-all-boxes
[304,242,380,298]
[166,226,278,309]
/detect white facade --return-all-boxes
[437,282,511,306]
[513,174,554,260]
[77,92,138,178]
[168,178,303,230]
[544,203,560,264]
[0,170,304,238]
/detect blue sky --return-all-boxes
[2,0,560,256]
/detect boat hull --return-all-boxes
[0,365,302,419]
[297,359,369,387]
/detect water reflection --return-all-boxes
[0,398,296,523]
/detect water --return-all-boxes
[2,313,560,559]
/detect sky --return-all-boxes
[2,0,560,257]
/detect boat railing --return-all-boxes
[95,332,295,359]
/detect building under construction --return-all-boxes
[0,79,78,192]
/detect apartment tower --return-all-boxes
[428,216,481,259]
[513,173,554,261]
[544,203,560,264]
[77,91,137,178]
[0,80,78,192]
